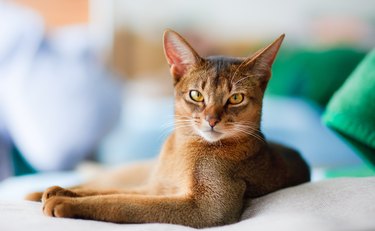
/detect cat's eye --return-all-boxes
[189,90,204,102]
[229,93,244,105]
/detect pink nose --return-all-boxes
[206,117,220,128]
[204,105,222,128]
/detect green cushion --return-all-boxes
[323,49,375,168]
[11,146,37,176]
[267,47,365,106]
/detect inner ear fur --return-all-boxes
[242,34,285,90]
[163,29,202,84]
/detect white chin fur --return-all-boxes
[197,130,224,143]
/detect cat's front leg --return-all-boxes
[42,194,231,228]
[41,186,119,202]
[26,186,140,202]
[41,185,151,202]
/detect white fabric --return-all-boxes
[0,177,374,231]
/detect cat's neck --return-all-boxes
[172,129,266,160]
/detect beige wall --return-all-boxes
[14,0,88,28]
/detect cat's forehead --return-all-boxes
[205,56,244,75]
[188,56,254,90]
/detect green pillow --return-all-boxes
[323,49,375,168]
[11,146,37,176]
[267,47,365,106]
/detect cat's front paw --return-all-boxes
[43,197,75,218]
[42,186,78,203]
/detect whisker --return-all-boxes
[158,123,194,141]
[235,128,265,143]
[226,121,265,143]
[158,117,195,140]
[159,120,192,130]
[232,73,264,87]
[230,58,249,84]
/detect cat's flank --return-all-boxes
[26,29,310,228]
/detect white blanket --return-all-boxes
[0,177,374,231]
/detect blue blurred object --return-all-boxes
[98,86,174,164]
[0,2,122,179]
[262,97,362,168]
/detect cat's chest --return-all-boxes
[152,136,251,194]
[151,149,196,194]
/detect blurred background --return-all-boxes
[0,0,374,197]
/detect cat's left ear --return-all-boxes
[163,29,202,84]
[244,34,285,90]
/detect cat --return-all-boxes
[26,29,310,228]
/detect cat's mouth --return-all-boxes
[202,128,222,134]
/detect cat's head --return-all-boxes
[163,29,284,143]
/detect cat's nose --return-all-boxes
[204,105,222,128]
[206,116,220,128]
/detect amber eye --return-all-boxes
[189,90,204,102]
[229,93,244,105]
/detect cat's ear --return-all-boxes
[163,29,202,84]
[243,34,285,90]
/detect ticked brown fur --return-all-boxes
[26,29,310,228]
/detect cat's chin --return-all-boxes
[198,130,224,143]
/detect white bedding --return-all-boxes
[0,177,374,231]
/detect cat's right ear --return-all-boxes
[163,29,201,84]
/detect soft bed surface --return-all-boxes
[1,177,374,231]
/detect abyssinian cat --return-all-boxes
[26,29,310,228]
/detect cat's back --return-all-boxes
[268,142,310,186]
[236,141,310,198]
